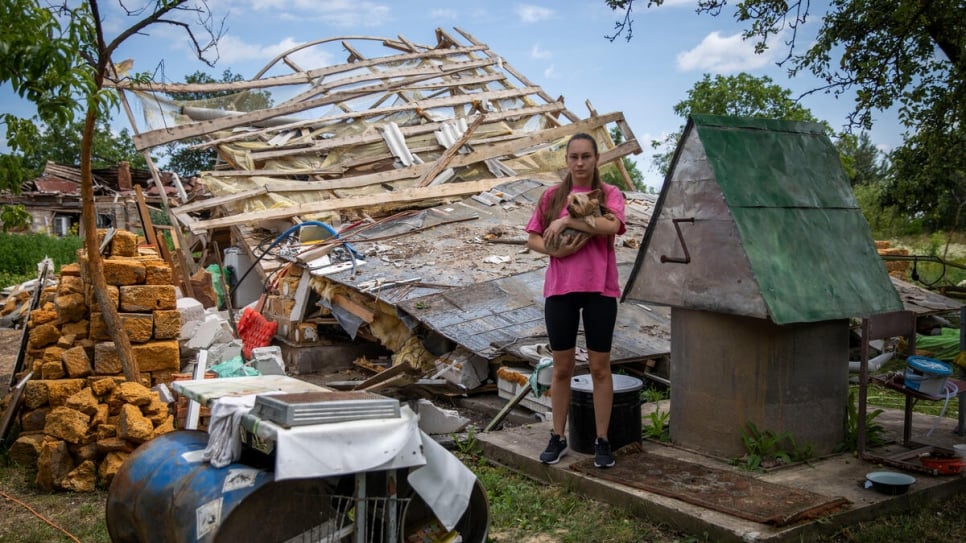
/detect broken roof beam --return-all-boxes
[188,84,544,151]
[453,27,578,126]
[133,59,504,150]
[243,102,565,162]
[109,43,491,94]
[200,111,628,198]
[199,110,631,195]
[186,176,534,232]
[179,116,639,231]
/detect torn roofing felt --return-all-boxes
[623,114,903,325]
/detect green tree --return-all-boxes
[606,0,966,229]
[1,2,96,192]
[835,132,890,188]
[651,73,821,175]
[0,0,221,382]
[20,119,147,173]
[0,204,32,232]
[602,126,646,192]
[162,68,273,177]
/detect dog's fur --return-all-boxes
[544,189,612,253]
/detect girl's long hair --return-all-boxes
[541,133,604,229]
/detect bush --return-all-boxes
[0,233,84,288]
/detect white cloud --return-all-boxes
[543,64,558,79]
[530,44,552,60]
[676,31,779,73]
[430,8,458,20]
[515,4,554,23]
[234,0,391,27]
[215,35,333,68]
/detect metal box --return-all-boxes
[250,391,400,427]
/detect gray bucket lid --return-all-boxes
[571,374,643,394]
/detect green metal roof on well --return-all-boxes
[622,114,903,324]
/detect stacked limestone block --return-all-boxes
[7,229,182,491]
[876,240,910,278]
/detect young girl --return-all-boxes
[525,132,626,468]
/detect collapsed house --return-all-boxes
[0,161,198,237]
[107,27,672,395]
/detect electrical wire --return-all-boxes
[233,222,364,293]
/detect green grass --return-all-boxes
[0,456,110,543]
[0,233,83,288]
[466,456,690,543]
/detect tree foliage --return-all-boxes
[602,126,647,192]
[0,1,99,191]
[0,0,223,382]
[18,119,147,174]
[607,0,966,230]
[835,132,889,188]
[651,73,822,174]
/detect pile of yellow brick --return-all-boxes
[6,229,185,492]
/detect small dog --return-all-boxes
[544,189,612,252]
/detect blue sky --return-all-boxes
[2,0,904,190]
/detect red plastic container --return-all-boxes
[920,454,965,475]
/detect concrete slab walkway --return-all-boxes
[474,401,966,542]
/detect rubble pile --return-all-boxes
[5,229,186,491]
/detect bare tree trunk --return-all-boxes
[80,104,140,382]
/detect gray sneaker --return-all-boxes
[539,433,568,464]
[594,437,616,468]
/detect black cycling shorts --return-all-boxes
[544,292,617,353]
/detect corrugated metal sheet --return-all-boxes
[320,179,670,362]
[624,114,903,324]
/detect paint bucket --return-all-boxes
[568,374,643,454]
[106,430,490,543]
[904,356,953,396]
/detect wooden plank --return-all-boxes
[239,103,565,160]
[174,186,269,214]
[133,59,503,149]
[0,372,32,444]
[110,44,490,93]
[185,350,208,431]
[8,261,50,388]
[134,185,160,251]
[352,362,421,391]
[185,176,515,232]
[333,294,375,324]
[866,310,916,340]
[156,225,195,298]
[289,271,314,322]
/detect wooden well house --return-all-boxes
[622,115,904,458]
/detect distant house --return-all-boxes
[0,161,199,236]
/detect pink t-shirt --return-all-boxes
[526,183,626,298]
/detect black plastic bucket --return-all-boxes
[568,374,643,454]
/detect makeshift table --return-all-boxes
[170,375,481,543]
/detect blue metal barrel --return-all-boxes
[106,430,490,543]
[106,431,335,543]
